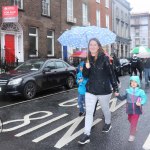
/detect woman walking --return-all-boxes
[78,38,118,144]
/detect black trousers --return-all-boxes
[131,67,137,76]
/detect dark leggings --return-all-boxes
[114,70,120,84]
[131,67,137,76]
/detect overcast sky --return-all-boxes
[127,0,150,13]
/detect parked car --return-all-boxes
[0,58,76,99]
[118,58,131,76]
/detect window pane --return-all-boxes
[13,0,23,9]
[47,38,52,55]
[29,27,36,34]
[56,61,65,69]
[47,30,53,36]
[29,36,36,55]
[45,61,55,69]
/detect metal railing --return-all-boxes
[0,49,19,73]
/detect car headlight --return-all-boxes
[8,78,23,86]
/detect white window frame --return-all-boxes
[29,27,38,57]
[82,3,88,26]
[105,0,109,8]
[13,0,23,9]
[96,0,100,3]
[96,10,101,27]
[106,15,109,29]
[47,30,54,57]
[42,0,50,16]
[67,0,73,18]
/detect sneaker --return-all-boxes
[128,135,135,142]
[79,112,85,116]
[102,124,112,132]
[78,134,90,144]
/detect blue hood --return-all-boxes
[130,76,140,87]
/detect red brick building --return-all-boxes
[0,0,113,63]
[89,0,112,29]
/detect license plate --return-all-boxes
[0,87,1,92]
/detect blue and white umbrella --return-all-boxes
[58,26,116,48]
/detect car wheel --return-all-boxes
[66,76,74,89]
[23,81,36,99]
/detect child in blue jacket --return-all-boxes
[76,61,88,116]
[115,76,147,142]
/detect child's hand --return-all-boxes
[136,102,141,106]
[114,92,119,96]
[78,78,83,83]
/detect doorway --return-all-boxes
[5,34,15,63]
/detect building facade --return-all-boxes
[112,0,131,58]
[0,0,90,63]
[130,12,150,50]
[88,0,112,54]
[0,0,126,64]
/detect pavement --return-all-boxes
[0,75,150,150]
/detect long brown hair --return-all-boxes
[87,38,104,62]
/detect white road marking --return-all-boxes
[15,113,68,137]
[143,133,150,150]
[0,94,127,149]
[59,98,78,107]
[2,111,52,132]
[0,88,77,109]
[55,118,101,149]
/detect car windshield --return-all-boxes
[15,60,45,71]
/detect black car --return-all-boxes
[0,58,76,99]
[118,58,131,76]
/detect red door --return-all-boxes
[5,34,15,63]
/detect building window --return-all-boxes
[135,39,140,47]
[47,30,54,56]
[116,20,119,35]
[96,0,100,3]
[106,15,109,28]
[67,0,73,18]
[82,3,88,26]
[29,27,38,56]
[135,27,139,37]
[96,10,101,27]
[105,0,109,8]
[12,0,23,9]
[42,0,50,16]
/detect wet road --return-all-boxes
[0,75,150,150]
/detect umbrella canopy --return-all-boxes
[130,46,150,58]
[71,51,87,58]
[58,26,116,48]
[137,51,150,58]
[130,46,150,54]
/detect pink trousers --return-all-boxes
[128,114,140,136]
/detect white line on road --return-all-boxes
[143,133,150,150]
[0,88,77,109]
[15,113,68,137]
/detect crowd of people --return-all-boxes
[74,38,148,145]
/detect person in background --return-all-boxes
[110,53,121,88]
[143,58,150,86]
[115,76,147,142]
[130,54,138,76]
[76,61,88,116]
[78,38,118,145]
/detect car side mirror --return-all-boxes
[43,67,51,73]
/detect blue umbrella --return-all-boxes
[58,26,116,48]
